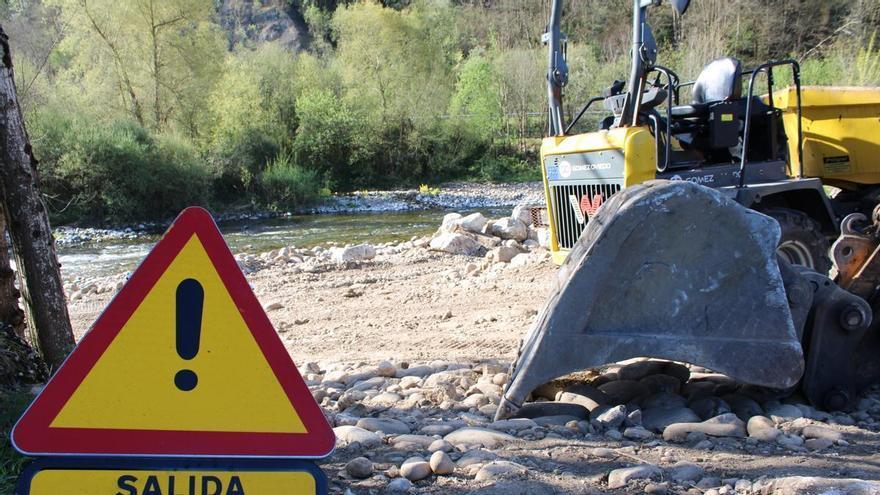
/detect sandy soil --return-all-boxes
[64,247,880,494]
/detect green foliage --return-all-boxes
[470,152,540,183]
[0,391,32,494]
[8,0,880,224]
[419,183,440,195]
[36,113,211,223]
[261,154,321,209]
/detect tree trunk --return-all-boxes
[0,201,25,338]
[0,26,74,370]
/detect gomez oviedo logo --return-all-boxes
[557,160,612,179]
[567,193,604,225]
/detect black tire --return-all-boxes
[762,207,832,274]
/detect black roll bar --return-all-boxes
[739,59,803,188]
[564,96,605,135]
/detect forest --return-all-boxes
[3,0,880,224]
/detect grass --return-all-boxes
[0,390,33,494]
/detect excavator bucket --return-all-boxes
[496,180,807,420]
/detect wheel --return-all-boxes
[762,207,832,274]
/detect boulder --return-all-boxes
[429,232,482,256]
[511,204,533,226]
[489,217,528,242]
[459,213,488,233]
[331,244,376,263]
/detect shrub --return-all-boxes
[261,154,321,209]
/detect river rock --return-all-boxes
[802,425,844,443]
[593,405,627,429]
[641,392,687,410]
[642,407,701,433]
[334,426,381,448]
[607,464,661,489]
[746,415,780,442]
[663,413,746,442]
[514,402,589,420]
[391,434,436,449]
[623,426,654,440]
[511,204,533,225]
[669,461,705,482]
[767,403,804,422]
[444,427,515,448]
[618,361,666,381]
[357,418,411,435]
[490,217,528,242]
[400,456,432,481]
[475,461,528,482]
[377,360,397,377]
[721,394,764,422]
[345,457,373,479]
[639,374,681,394]
[805,437,834,451]
[430,232,482,256]
[489,418,538,432]
[429,451,455,475]
[459,213,488,233]
[332,244,376,263]
[598,380,649,405]
[456,448,498,468]
[490,245,521,263]
[689,396,731,421]
[758,477,880,494]
[386,477,413,493]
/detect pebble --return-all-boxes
[385,477,413,493]
[642,407,701,432]
[428,439,453,452]
[357,418,411,435]
[644,482,669,495]
[598,380,649,405]
[802,425,844,443]
[594,405,627,429]
[663,413,746,442]
[429,451,455,475]
[475,460,528,482]
[669,461,704,482]
[607,464,661,489]
[333,426,382,448]
[513,402,589,419]
[400,456,432,481]
[377,361,397,377]
[805,437,834,451]
[345,457,373,479]
[444,427,515,448]
[624,426,654,440]
[747,415,780,441]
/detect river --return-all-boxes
[57,208,509,281]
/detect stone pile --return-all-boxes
[428,204,552,268]
[301,357,880,493]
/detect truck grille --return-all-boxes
[550,182,623,249]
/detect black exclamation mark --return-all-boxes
[175,278,204,392]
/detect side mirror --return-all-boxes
[670,0,691,15]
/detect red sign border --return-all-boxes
[12,207,335,458]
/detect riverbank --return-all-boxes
[52,182,544,247]
[58,208,880,494]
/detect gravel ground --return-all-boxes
[63,211,880,495]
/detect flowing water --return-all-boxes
[57,209,507,280]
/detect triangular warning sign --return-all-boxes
[13,207,335,458]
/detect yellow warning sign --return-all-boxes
[52,235,304,433]
[13,207,334,458]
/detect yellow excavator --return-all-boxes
[498,0,880,419]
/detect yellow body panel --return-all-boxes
[774,86,880,187]
[540,126,656,255]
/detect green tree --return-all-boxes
[47,0,225,135]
